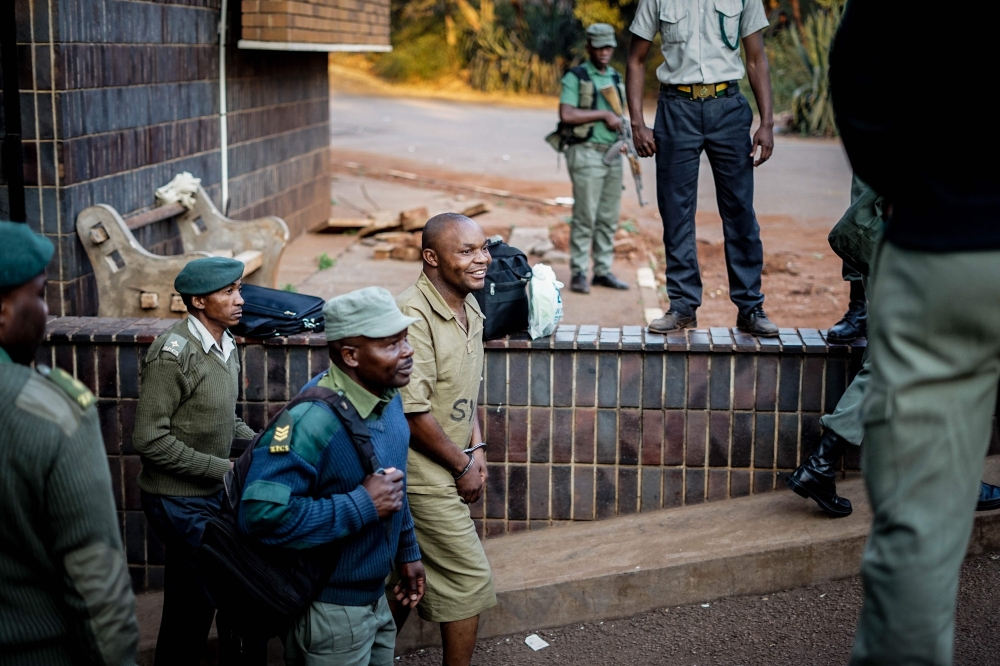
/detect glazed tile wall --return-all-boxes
[37,318,1000,591]
[8,0,332,317]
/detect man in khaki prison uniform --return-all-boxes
[394,213,496,666]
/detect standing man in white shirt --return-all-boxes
[626,0,779,337]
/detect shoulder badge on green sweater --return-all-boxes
[38,365,96,410]
[268,410,294,454]
[160,334,188,359]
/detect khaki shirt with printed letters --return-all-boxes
[629,0,770,85]
[397,273,485,495]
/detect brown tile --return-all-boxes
[825,357,848,413]
[687,354,709,408]
[485,520,507,537]
[552,465,572,520]
[686,410,707,466]
[663,468,683,507]
[573,467,595,520]
[640,468,662,511]
[98,400,120,454]
[508,464,527,520]
[755,355,778,410]
[122,456,142,510]
[596,467,617,519]
[551,408,573,463]
[529,351,551,406]
[709,354,731,410]
[708,470,729,501]
[754,470,774,493]
[731,470,751,497]
[574,408,596,463]
[598,353,618,407]
[664,410,685,465]
[709,411,730,467]
[777,413,799,468]
[619,353,642,407]
[801,356,824,411]
[486,464,506,518]
[754,412,775,469]
[575,354,597,407]
[685,469,705,505]
[778,356,801,412]
[508,351,529,406]
[485,406,507,462]
[552,352,574,407]
[665,354,686,408]
[76,344,96,392]
[617,467,637,515]
[529,407,550,463]
[641,409,663,465]
[619,409,640,465]
[267,347,288,402]
[508,407,528,463]
[508,521,528,533]
[733,354,755,410]
[474,520,484,538]
[642,353,663,408]
[731,412,753,467]
[529,465,549,521]
[96,345,118,398]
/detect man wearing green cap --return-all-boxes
[239,286,425,666]
[132,256,263,664]
[0,221,138,665]
[559,23,631,294]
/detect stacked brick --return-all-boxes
[44,321,990,592]
[241,0,391,47]
[9,0,334,316]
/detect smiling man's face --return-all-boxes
[433,219,491,296]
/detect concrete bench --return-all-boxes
[76,183,289,318]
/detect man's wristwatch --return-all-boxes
[453,442,487,480]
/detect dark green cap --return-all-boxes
[586,23,617,48]
[0,221,55,288]
[174,256,245,295]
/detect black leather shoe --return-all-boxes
[786,429,853,517]
[647,310,697,333]
[571,273,590,294]
[592,273,630,290]
[827,298,868,344]
[736,305,779,338]
[977,482,1000,511]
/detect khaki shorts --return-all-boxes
[400,491,496,623]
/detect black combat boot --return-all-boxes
[827,281,867,344]
[786,429,853,517]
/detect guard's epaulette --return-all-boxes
[38,364,96,411]
[268,410,294,454]
[160,333,188,359]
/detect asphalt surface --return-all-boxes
[329,92,854,227]
[397,553,1000,666]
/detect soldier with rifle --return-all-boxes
[555,23,633,295]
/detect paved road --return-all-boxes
[330,92,853,227]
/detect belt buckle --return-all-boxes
[695,84,715,100]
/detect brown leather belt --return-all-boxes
[669,82,731,100]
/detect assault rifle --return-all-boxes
[599,84,647,207]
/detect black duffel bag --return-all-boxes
[231,284,324,338]
[194,387,380,636]
[474,236,532,340]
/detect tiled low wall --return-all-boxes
[36,317,920,591]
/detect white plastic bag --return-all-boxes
[155,172,202,209]
[527,263,564,339]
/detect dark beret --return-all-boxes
[0,221,55,288]
[173,256,245,295]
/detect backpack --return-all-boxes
[545,66,626,153]
[473,237,532,340]
[194,386,381,636]
[231,284,325,338]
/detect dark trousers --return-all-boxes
[653,85,764,317]
[141,491,266,666]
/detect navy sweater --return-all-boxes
[237,392,420,606]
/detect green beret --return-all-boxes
[174,256,245,295]
[586,23,617,48]
[0,221,54,288]
[323,287,418,342]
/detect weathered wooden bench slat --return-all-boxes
[123,202,186,231]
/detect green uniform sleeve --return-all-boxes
[132,357,231,482]
[398,314,436,415]
[234,416,255,440]
[559,71,581,107]
[50,409,139,666]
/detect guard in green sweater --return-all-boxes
[132,257,262,665]
[0,221,138,665]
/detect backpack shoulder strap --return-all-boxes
[569,65,590,82]
[312,390,380,476]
